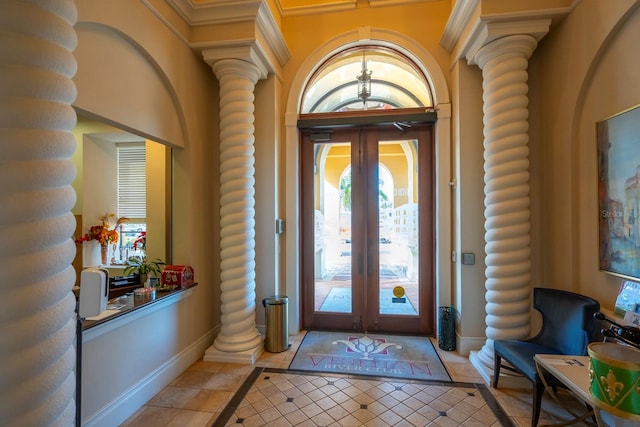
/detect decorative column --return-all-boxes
[469,35,538,376]
[204,58,265,363]
[0,0,79,425]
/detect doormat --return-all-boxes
[211,368,512,427]
[288,331,452,382]
[319,287,417,315]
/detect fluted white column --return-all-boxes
[0,0,79,425]
[472,35,537,370]
[204,59,264,362]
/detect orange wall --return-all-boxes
[280,1,452,113]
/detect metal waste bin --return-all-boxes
[438,306,456,351]
[262,295,289,352]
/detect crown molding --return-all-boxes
[275,0,437,16]
[440,0,578,65]
[276,0,356,17]
[167,0,290,71]
[168,0,262,25]
[440,0,479,53]
[368,0,440,8]
[256,3,291,67]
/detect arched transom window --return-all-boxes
[301,46,433,114]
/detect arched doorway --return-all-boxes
[298,46,437,334]
[284,28,452,337]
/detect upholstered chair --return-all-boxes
[492,288,600,427]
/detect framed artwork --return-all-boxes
[597,104,640,280]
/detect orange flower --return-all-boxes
[75,213,128,246]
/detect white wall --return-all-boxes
[254,74,283,331]
[74,0,219,424]
[451,59,487,353]
[529,1,640,309]
[81,134,119,266]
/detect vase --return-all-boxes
[100,244,109,265]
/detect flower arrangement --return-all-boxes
[132,231,146,251]
[75,213,128,246]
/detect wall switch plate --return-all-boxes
[462,253,475,265]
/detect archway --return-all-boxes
[284,27,452,333]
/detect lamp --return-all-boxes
[356,51,372,108]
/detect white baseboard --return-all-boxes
[84,327,217,427]
[456,335,486,356]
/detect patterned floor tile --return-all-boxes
[123,332,592,427]
[210,369,511,427]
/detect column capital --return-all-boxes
[439,0,578,68]
[465,19,549,66]
[168,0,289,78]
[203,46,269,81]
[472,34,538,70]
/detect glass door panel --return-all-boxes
[377,140,419,317]
[301,129,362,332]
[301,125,435,335]
[362,127,433,334]
[314,142,353,314]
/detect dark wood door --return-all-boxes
[300,125,435,335]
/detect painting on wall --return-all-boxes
[597,104,640,281]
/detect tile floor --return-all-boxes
[122,332,589,426]
[214,368,509,426]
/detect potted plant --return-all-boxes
[123,256,166,285]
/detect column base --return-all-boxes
[203,342,264,364]
[470,350,531,389]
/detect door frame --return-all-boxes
[298,110,437,334]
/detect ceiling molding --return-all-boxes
[440,0,579,65]
[168,0,263,25]
[368,0,441,8]
[440,0,479,53]
[276,0,356,17]
[255,3,291,67]
[275,0,438,16]
[167,0,290,72]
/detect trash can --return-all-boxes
[438,306,456,351]
[262,295,289,352]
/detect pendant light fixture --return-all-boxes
[356,51,372,109]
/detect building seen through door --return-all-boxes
[315,139,421,317]
[298,46,437,334]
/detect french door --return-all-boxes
[301,124,435,335]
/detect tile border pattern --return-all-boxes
[211,367,514,426]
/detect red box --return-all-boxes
[161,265,194,288]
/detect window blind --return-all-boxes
[117,144,146,220]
